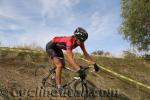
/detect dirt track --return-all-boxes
[0,57,150,100]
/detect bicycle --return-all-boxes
[41,65,98,97]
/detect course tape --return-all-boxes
[1,48,150,90]
[0,48,44,53]
[80,58,150,91]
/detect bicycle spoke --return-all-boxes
[41,68,56,88]
[73,80,88,97]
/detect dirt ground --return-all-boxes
[0,57,150,100]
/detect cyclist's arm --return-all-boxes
[80,43,95,64]
[66,50,80,70]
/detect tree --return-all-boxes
[123,50,138,59]
[92,50,112,57]
[120,0,150,52]
[92,50,104,55]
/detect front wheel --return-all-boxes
[73,80,88,97]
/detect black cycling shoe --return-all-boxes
[77,66,86,80]
[93,63,100,72]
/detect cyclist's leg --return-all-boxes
[46,43,65,89]
[52,57,64,89]
[52,48,65,89]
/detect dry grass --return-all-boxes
[94,56,150,85]
[0,47,150,100]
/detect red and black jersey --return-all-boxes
[51,36,81,50]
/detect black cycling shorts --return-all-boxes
[46,41,64,59]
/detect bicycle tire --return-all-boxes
[84,80,96,90]
[42,68,56,88]
[41,67,69,88]
[73,80,88,97]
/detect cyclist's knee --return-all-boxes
[53,58,64,68]
[56,64,63,68]
[53,58,63,67]
[55,61,64,68]
[62,60,65,67]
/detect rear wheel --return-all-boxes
[42,67,69,88]
[42,67,56,88]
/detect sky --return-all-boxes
[0,0,130,57]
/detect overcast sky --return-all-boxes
[0,0,130,57]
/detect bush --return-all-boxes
[142,54,150,61]
[123,50,139,60]
[92,50,104,55]
[15,42,44,51]
[92,50,112,57]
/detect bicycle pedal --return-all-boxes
[51,75,55,79]
[74,77,80,80]
[90,70,94,72]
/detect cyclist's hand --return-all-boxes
[77,66,86,79]
[93,63,100,72]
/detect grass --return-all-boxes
[94,56,150,85]
[0,47,150,100]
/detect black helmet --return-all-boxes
[74,27,88,42]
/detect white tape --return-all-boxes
[80,58,150,90]
[0,48,43,53]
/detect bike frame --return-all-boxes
[50,65,94,88]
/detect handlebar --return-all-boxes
[64,65,93,72]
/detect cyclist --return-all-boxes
[46,27,99,91]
